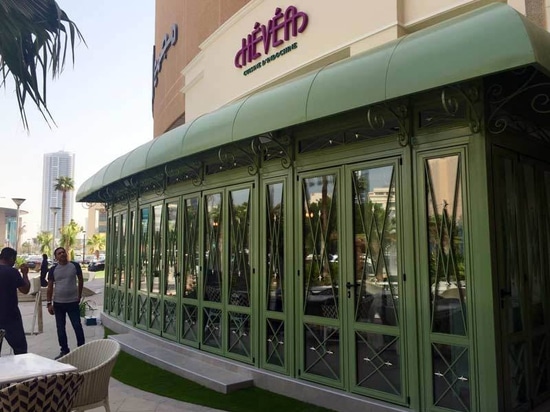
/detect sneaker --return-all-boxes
[55,350,70,360]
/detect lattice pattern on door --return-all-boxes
[182,304,198,342]
[304,322,340,381]
[266,318,285,367]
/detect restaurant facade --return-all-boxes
[76,1,550,411]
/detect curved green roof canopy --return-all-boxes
[77,3,550,202]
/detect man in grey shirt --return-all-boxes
[46,247,85,359]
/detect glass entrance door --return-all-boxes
[298,161,407,397]
[348,161,406,405]
[300,171,342,385]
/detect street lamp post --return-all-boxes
[12,198,26,251]
[50,206,61,253]
[82,230,86,263]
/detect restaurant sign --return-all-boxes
[234,6,308,75]
[153,24,178,88]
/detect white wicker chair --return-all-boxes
[57,339,120,412]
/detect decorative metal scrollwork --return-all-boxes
[165,161,203,186]
[443,85,480,133]
[366,103,409,146]
[218,143,259,176]
[139,173,166,196]
[486,67,550,144]
[418,84,481,134]
[251,131,293,169]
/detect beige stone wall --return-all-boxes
[153,0,250,137]
[153,0,549,135]
[524,0,548,28]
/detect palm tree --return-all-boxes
[59,219,79,258]
[36,231,53,255]
[0,0,84,130]
[54,176,74,229]
[88,233,106,260]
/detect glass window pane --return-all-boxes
[151,205,162,294]
[356,331,401,395]
[266,318,285,367]
[128,211,135,289]
[229,188,251,307]
[303,175,339,318]
[432,343,470,411]
[266,182,284,312]
[183,197,199,299]
[352,165,399,326]
[138,208,149,292]
[425,156,467,335]
[304,322,340,380]
[204,193,223,302]
[119,214,126,286]
[165,202,178,296]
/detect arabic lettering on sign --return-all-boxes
[234,6,308,69]
[153,24,178,88]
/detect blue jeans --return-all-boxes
[53,301,85,353]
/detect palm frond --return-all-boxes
[0,0,85,130]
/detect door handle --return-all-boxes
[345,281,360,298]
[500,289,511,308]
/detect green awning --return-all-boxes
[77,3,550,202]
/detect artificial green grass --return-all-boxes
[106,328,333,412]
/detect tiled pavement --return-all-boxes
[3,274,226,412]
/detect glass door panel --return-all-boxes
[126,210,135,323]
[137,207,150,328]
[263,181,286,371]
[350,162,404,403]
[203,193,223,350]
[301,172,341,384]
[162,201,179,339]
[228,188,252,359]
[422,154,470,411]
[181,196,200,345]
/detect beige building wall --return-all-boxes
[86,204,107,237]
[154,0,548,134]
[153,0,250,137]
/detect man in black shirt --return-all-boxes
[0,247,30,354]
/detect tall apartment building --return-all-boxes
[41,151,75,233]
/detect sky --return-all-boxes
[0,1,155,239]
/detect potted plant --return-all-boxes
[79,299,96,318]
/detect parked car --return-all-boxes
[25,255,43,271]
[88,259,105,272]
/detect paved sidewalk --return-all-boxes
[3,275,226,412]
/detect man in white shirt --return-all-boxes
[46,247,85,359]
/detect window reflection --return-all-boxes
[151,205,162,294]
[128,211,135,289]
[138,208,149,292]
[229,188,251,307]
[119,213,126,286]
[266,183,284,312]
[425,155,467,335]
[165,202,178,296]
[112,217,119,285]
[303,175,339,318]
[352,165,399,327]
[183,197,199,299]
[204,193,223,302]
